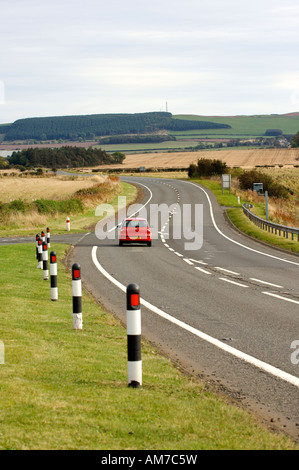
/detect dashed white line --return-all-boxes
[189,258,208,266]
[174,252,183,257]
[219,278,249,288]
[214,267,240,275]
[262,292,299,305]
[195,266,211,275]
[250,278,283,288]
[183,258,194,265]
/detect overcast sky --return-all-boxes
[1,0,299,123]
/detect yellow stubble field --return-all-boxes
[97,148,299,170]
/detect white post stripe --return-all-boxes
[72,279,82,297]
[126,309,141,335]
[128,361,142,386]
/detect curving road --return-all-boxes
[19,176,299,440]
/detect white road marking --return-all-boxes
[185,180,299,267]
[219,278,249,288]
[250,278,283,288]
[91,246,299,389]
[214,267,240,275]
[194,266,211,275]
[189,258,208,265]
[183,258,194,265]
[262,292,299,305]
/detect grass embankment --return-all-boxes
[0,175,137,237]
[0,243,297,450]
[193,177,299,254]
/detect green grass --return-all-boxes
[0,243,297,450]
[174,114,299,136]
[192,179,246,207]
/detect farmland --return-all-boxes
[1,112,299,155]
[96,148,299,170]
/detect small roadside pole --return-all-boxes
[126,283,142,388]
[41,230,45,242]
[37,238,43,269]
[35,234,40,260]
[72,263,83,330]
[42,242,49,280]
[50,251,58,301]
[47,227,51,247]
[66,217,70,231]
[265,190,269,220]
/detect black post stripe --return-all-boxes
[127,335,141,361]
[51,277,57,288]
[73,296,82,313]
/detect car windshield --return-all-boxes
[125,220,148,228]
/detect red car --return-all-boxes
[119,218,152,246]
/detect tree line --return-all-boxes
[99,134,176,144]
[7,146,125,169]
[3,112,231,141]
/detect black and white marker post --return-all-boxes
[50,251,58,301]
[126,283,142,388]
[35,234,40,260]
[72,263,83,330]
[42,241,49,280]
[41,230,45,243]
[46,227,51,248]
[37,238,43,269]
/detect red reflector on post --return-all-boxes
[51,255,56,263]
[131,294,139,307]
[74,269,80,279]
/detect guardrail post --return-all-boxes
[72,263,83,330]
[42,242,49,280]
[66,217,70,231]
[50,251,58,301]
[126,283,142,388]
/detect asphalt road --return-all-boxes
[3,176,299,440]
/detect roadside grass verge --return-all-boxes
[0,243,297,450]
[0,180,137,237]
[192,178,299,254]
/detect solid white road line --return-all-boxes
[91,246,299,388]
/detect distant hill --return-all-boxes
[2,112,231,142]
